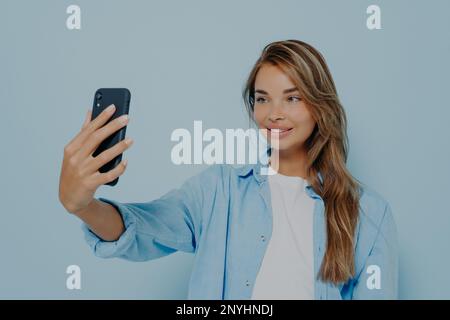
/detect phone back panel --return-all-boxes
[91,88,131,186]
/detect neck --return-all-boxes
[269,147,308,179]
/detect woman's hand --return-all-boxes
[58,104,133,215]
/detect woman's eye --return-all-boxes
[288,96,302,102]
[255,97,267,103]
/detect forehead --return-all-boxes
[254,64,296,93]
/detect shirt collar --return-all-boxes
[236,161,324,200]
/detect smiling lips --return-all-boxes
[269,128,292,132]
[267,127,293,139]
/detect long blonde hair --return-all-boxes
[243,39,362,284]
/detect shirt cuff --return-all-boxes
[81,197,137,258]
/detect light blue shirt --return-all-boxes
[82,162,398,299]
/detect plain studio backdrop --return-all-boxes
[0,0,449,299]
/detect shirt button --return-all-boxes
[245,280,250,287]
[261,235,266,242]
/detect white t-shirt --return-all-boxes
[251,170,315,300]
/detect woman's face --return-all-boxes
[253,63,317,153]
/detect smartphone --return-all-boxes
[91,88,131,186]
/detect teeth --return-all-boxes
[271,128,288,132]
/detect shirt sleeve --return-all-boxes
[350,202,399,299]
[81,167,214,261]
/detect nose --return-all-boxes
[268,103,286,122]
[269,114,285,122]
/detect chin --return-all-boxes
[269,141,295,151]
[269,137,306,154]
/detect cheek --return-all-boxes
[253,107,266,127]
[291,109,316,136]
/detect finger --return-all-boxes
[92,158,128,186]
[83,137,133,175]
[66,104,116,154]
[76,114,129,160]
[81,110,92,129]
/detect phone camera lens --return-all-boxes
[96,92,102,100]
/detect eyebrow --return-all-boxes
[254,87,299,95]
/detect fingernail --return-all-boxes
[119,114,129,123]
[123,159,128,166]
[125,137,133,145]
[106,104,116,112]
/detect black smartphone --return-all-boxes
[91,88,131,186]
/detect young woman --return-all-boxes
[59,40,398,300]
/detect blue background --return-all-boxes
[1,0,449,299]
